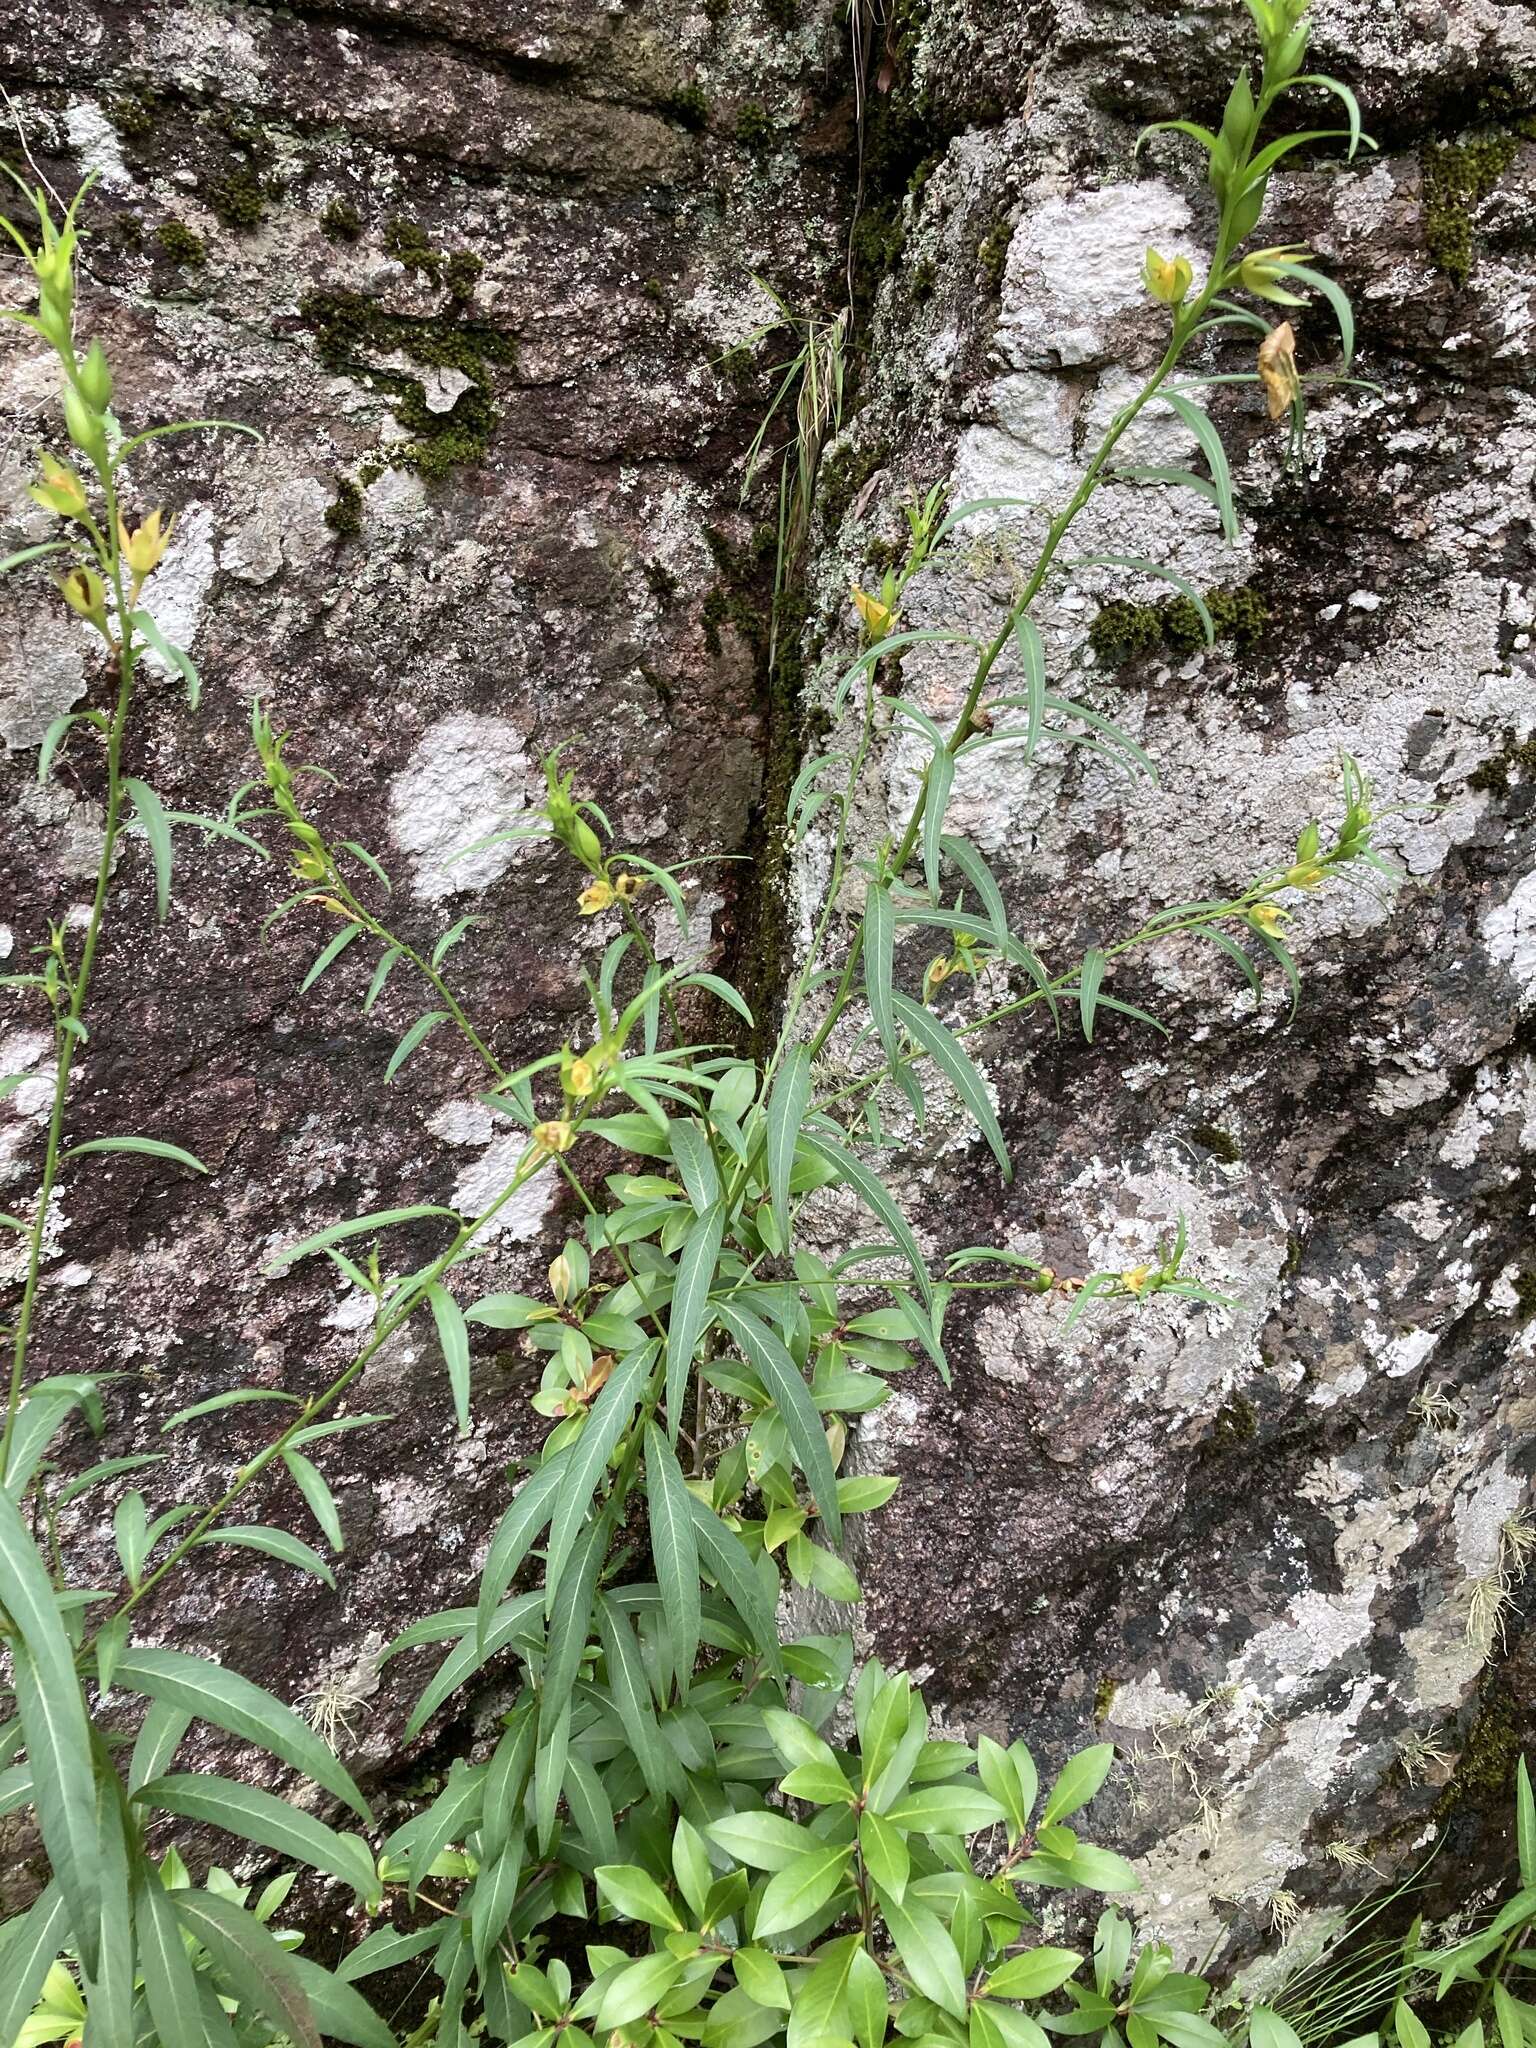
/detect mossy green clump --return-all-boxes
[1212,1393,1259,1444]
[736,102,773,148]
[1090,584,1271,666]
[204,166,269,232]
[383,213,439,274]
[324,478,364,538]
[1421,132,1519,285]
[1093,1676,1119,1724]
[668,83,709,131]
[154,219,206,267]
[443,250,483,304]
[299,288,518,480]
[321,197,362,242]
[717,344,758,393]
[108,88,160,142]
[1190,1123,1243,1164]
[1469,727,1536,794]
[978,217,1011,290]
[1513,1270,1536,1322]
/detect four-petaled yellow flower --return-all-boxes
[29,451,88,520]
[533,1119,575,1156]
[578,879,615,915]
[1248,902,1288,935]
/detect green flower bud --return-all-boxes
[78,340,113,412]
[62,384,104,461]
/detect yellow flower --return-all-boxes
[578,879,615,916]
[851,584,897,639]
[1257,321,1300,422]
[28,451,88,519]
[533,1119,575,1157]
[613,873,646,902]
[57,564,108,628]
[1248,902,1289,935]
[1237,245,1310,306]
[117,508,172,580]
[1121,1263,1155,1298]
[568,1056,598,1098]
[1281,860,1327,891]
[1143,247,1194,306]
[923,953,953,997]
[290,849,328,882]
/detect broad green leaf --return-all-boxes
[594,1863,684,1931]
[735,1947,791,2010]
[708,1808,821,1871]
[753,1843,852,1939]
[715,1302,840,1538]
[646,1423,701,1682]
[427,1283,473,1435]
[1250,2011,1305,2048]
[884,1783,1007,1833]
[114,1645,371,1821]
[0,1491,100,1965]
[142,1773,376,1895]
[766,1046,813,1251]
[877,1885,968,2018]
[849,1944,890,2048]
[545,1343,655,1602]
[62,1134,208,1174]
[666,1201,726,1436]
[977,1736,1031,1843]
[599,1952,686,2030]
[335,1921,441,1983]
[890,993,1010,1180]
[689,1494,782,1668]
[172,1887,320,2048]
[985,1948,1083,2000]
[193,1523,336,1586]
[1039,1744,1115,1827]
[860,1807,910,1901]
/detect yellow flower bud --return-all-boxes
[1257,321,1301,422]
[923,953,953,997]
[548,1252,574,1304]
[57,564,108,627]
[568,1056,598,1098]
[533,1119,575,1157]
[117,508,172,581]
[1248,902,1288,935]
[1143,247,1194,306]
[578,879,615,916]
[1280,860,1326,890]
[290,850,328,881]
[27,451,88,520]
[851,584,898,640]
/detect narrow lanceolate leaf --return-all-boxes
[172,1887,320,2048]
[1078,947,1106,1044]
[766,1045,813,1252]
[129,609,201,706]
[284,1955,397,2048]
[301,922,364,993]
[715,1302,840,1540]
[283,1448,343,1551]
[541,1522,605,1741]
[124,776,175,920]
[645,1423,701,1683]
[0,1490,100,1965]
[62,1134,208,1174]
[665,1200,725,1437]
[266,1202,459,1272]
[1518,1756,1536,1888]
[193,1524,336,1587]
[1040,1742,1115,1827]
[890,992,1011,1181]
[136,1869,210,2048]
[863,880,900,1068]
[139,1774,377,1896]
[476,1454,568,1651]
[669,1118,720,1214]
[385,1009,450,1083]
[114,1645,372,1822]
[129,1702,192,1794]
[427,1283,473,1435]
[1158,392,1238,540]
[594,1596,673,1802]
[688,1494,782,1670]
[941,835,1010,943]
[0,1885,70,2045]
[1011,614,1047,762]
[544,1343,655,1605]
[922,746,957,902]
[802,1131,933,1307]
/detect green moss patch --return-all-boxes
[1089,585,1270,666]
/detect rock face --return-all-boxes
[1,0,1533,1974]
